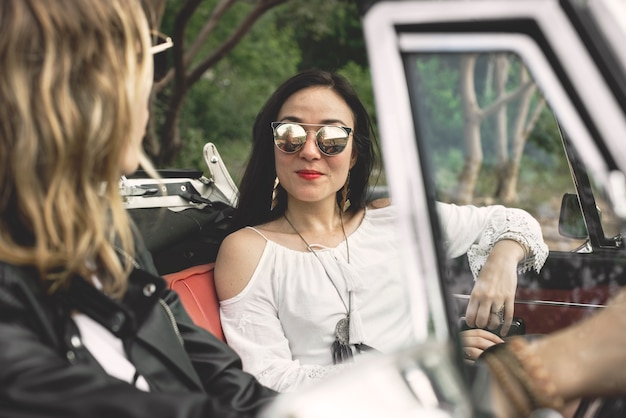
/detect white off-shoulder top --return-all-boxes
[219,203,548,392]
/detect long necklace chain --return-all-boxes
[284,210,357,362]
[283,210,350,264]
[283,210,351,314]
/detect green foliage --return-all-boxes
[528,106,562,153]
[159,0,371,182]
[434,148,465,195]
[336,61,386,185]
[276,0,367,71]
[410,51,572,210]
[160,2,301,179]
[157,0,570,211]
[337,61,376,129]
[412,55,463,151]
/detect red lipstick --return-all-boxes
[297,170,322,180]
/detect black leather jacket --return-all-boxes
[0,241,276,417]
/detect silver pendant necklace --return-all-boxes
[283,210,353,362]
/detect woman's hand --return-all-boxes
[465,240,525,336]
[461,328,504,364]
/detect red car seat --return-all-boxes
[163,263,226,342]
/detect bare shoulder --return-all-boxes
[367,197,392,209]
[214,227,268,301]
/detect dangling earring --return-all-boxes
[340,172,351,212]
[271,177,280,211]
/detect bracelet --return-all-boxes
[481,344,533,417]
[481,337,564,417]
[507,338,564,411]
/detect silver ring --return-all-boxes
[491,306,505,323]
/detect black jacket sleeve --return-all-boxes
[0,264,276,418]
[163,289,278,415]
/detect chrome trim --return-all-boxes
[453,294,606,309]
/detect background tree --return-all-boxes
[141,0,289,166]
[494,65,545,203]
[142,1,553,207]
[456,53,540,204]
[411,53,561,208]
[140,0,572,245]
[139,0,371,183]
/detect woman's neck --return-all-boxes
[283,198,343,234]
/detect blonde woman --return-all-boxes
[0,1,275,416]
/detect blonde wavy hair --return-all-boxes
[0,0,154,297]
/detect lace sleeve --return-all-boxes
[466,207,549,280]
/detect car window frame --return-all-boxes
[363,0,626,344]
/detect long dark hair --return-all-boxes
[230,69,379,232]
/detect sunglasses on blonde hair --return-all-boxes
[149,31,173,55]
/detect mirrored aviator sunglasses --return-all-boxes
[271,122,352,156]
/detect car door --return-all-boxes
[364,0,626,339]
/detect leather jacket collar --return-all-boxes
[58,268,166,339]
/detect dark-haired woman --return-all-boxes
[214,70,548,392]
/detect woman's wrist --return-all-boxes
[491,239,527,264]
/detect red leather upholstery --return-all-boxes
[163,263,225,341]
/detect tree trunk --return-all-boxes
[158,88,186,165]
[140,0,169,160]
[457,54,483,204]
[494,54,510,194]
[498,68,544,203]
[143,0,288,165]
[141,0,167,28]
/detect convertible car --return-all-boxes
[125,0,626,416]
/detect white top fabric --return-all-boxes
[219,203,548,392]
[73,314,150,392]
[72,275,150,392]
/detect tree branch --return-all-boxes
[141,0,167,28]
[523,96,546,139]
[186,0,288,87]
[184,0,237,66]
[479,79,535,120]
[153,0,202,93]
[176,0,205,89]
[460,54,481,123]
